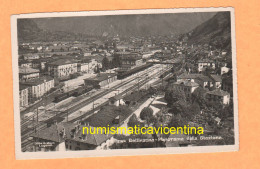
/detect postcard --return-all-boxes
[11,7,239,159]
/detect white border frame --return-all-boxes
[11,7,239,160]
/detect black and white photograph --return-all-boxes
[11,7,239,159]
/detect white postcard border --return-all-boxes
[11,7,239,160]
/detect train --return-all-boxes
[53,84,94,103]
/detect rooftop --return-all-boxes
[174,80,199,87]
[67,125,112,146]
[30,122,77,143]
[177,73,205,80]
[48,59,76,66]
[109,94,123,101]
[207,89,229,96]
[20,76,54,86]
[84,73,117,82]
[19,67,39,74]
[82,105,132,127]
[210,75,222,82]
[198,59,215,63]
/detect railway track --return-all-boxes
[20,64,171,151]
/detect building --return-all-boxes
[65,124,113,150]
[65,105,132,150]
[222,77,233,96]
[19,67,40,81]
[177,73,204,82]
[177,73,221,90]
[206,89,230,105]
[108,94,125,106]
[19,60,32,68]
[47,59,78,78]
[197,59,216,72]
[77,62,89,73]
[32,58,53,72]
[83,50,92,56]
[120,54,144,71]
[194,76,214,89]
[22,53,40,60]
[172,80,199,98]
[87,59,102,73]
[209,74,222,89]
[84,73,117,88]
[30,122,76,152]
[20,76,55,99]
[221,66,230,75]
[19,85,29,108]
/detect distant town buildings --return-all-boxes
[197,59,216,72]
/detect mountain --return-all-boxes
[17,12,217,42]
[34,13,216,37]
[187,12,231,50]
[17,19,41,41]
[17,19,90,42]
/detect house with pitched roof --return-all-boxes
[172,80,199,98]
[30,122,77,152]
[209,74,222,89]
[109,94,125,106]
[65,105,132,150]
[206,89,230,105]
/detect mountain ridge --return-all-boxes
[18,12,217,42]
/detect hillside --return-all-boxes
[187,12,231,50]
[17,19,90,42]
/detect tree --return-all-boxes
[168,100,187,116]
[102,57,110,71]
[140,107,153,121]
[164,87,186,105]
[111,54,121,68]
[168,116,186,128]
[127,114,139,128]
[191,87,208,109]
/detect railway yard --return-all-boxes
[20,62,175,152]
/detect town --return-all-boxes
[18,12,234,152]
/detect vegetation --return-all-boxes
[140,107,154,121]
